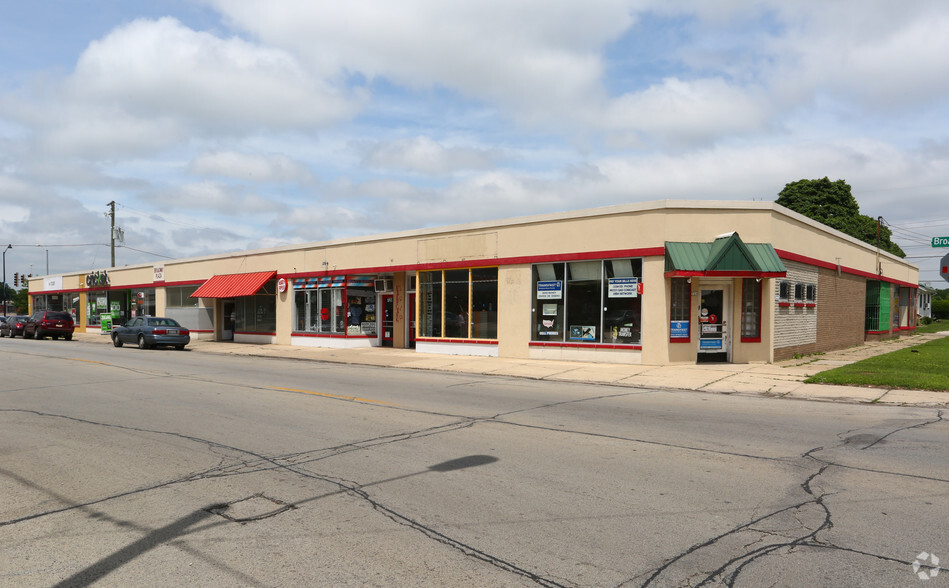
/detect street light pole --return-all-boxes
[2,244,11,317]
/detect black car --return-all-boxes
[0,315,31,338]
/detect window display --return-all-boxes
[418,267,498,339]
[292,276,378,336]
[532,258,642,345]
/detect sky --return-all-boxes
[1,0,948,285]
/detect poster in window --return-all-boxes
[670,320,689,338]
[536,280,563,300]
[607,277,639,298]
[542,304,558,316]
[569,325,596,341]
[538,318,559,336]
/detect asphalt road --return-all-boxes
[1,338,947,587]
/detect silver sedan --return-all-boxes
[111,316,191,350]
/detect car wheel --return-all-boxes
[175,345,185,350]
[35,331,44,340]
[138,334,149,350]
[112,333,123,348]
[64,334,72,341]
[24,330,33,339]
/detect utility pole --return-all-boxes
[108,201,116,267]
[876,215,882,275]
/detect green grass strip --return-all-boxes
[805,336,949,391]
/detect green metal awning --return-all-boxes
[665,232,786,277]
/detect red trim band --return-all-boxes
[775,250,918,288]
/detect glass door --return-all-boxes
[381,294,394,347]
[698,289,729,362]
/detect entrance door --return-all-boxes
[222,300,235,341]
[408,293,416,349]
[698,289,730,362]
[381,294,394,347]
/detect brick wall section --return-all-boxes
[773,263,867,362]
[816,267,866,352]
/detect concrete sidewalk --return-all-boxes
[73,330,949,407]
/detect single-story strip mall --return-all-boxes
[27,200,919,365]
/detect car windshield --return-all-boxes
[146,318,180,327]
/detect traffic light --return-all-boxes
[12,272,17,287]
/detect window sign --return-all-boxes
[700,338,722,350]
[542,304,558,316]
[607,277,639,298]
[537,280,563,300]
[670,320,690,338]
[569,325,596,341]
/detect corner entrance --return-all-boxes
[698,288,730,363]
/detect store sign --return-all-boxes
[700,339,723,350]
[537,280,563,300]
[608,277,639,298]
[670,320,689,338]
[153,265,164,281]
[87,270,110,287]
[932,236,949,247]
[277,278,288,293]
[44,276,63,291]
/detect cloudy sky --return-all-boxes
[2,0,948,284]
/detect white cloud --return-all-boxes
[209,0,634,120]
[150,181,288,215]
[600,77,772,146]
[189,150,315,183]
[72,17,360,130]
[361,136,498,175]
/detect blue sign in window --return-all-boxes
[670,320,689,338]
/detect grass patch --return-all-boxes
[915,321,949,334]
[805,336,949,391]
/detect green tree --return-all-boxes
[776,178,905,257]
[12,288,29,314]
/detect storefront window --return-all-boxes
[346,288,376,335]
[741,279,761,340]
[419,268,497,340]
[669,278,691,341]
[532,259,643,345]
[130,288,156,318]
[444,269,469,338]
[235,281,276,333]
[419,271,443,337]
[87,291,108,326]
[471,268,498,339]
[532,263,565,342]
[602,259,641,344]
[166,285,199,308]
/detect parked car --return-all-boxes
[112,316,190,350]
[24,311,75,340]
[0,315,30,337]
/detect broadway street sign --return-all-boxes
[933,236,949,247]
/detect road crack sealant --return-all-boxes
[630,412,949,587]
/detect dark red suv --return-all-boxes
[24,311,75,341]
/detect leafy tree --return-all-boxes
[12,288,29,314]
[776,177,905,258]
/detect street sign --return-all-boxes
[934,236,949,247]
[941,252,949,284]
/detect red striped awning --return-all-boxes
[190,271,276,299]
